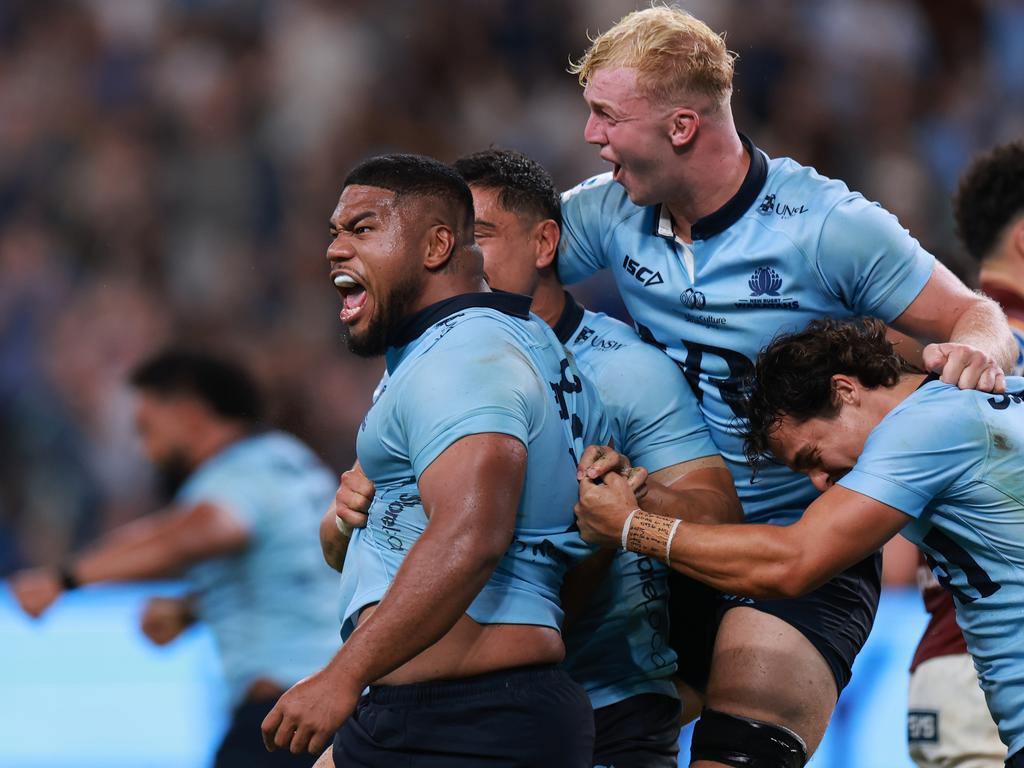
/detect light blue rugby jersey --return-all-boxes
[175,431,340,707]
[554,291,718,709]
[337,292,610,641]
[559,135,935,525]
[837,375,1024,756]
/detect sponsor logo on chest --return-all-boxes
[735,266,801,310]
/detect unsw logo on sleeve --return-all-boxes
[735,266,800,310]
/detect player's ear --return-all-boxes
[830,374,860,407]
[533,219,560,270]
[668,108,699,149]
[424,224,456,270]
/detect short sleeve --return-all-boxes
[815,195,935,322]
[558,175,614,284]
[837,392,985,518]
[397,342,540,479]
[177,470,263,533]
[594,344,718,472]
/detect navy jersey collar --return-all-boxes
[652,132,768,241]
[552,291,586,344]
[388,290,532,349]
[917,372,941,389]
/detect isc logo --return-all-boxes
[622,255,664,287]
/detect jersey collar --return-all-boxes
[552,291,586,344]
[388,290,532,350]
[653,132,768,241]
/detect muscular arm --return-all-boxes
[73,502,249,583]
[10,502,249,618]
[263,433,526,753]
[645,457,743,525]
[625,480,907,599]
[320,432,524,690]
[892,261,1016,384]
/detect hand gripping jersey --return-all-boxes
[559,135,935,525]
[337,292,610,640]
[175,431,341,707]
[554,291,718,709]
[837,376,1024,755]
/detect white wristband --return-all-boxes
[620,508,639,551]
[664,519,681,565]
[335,515,353,538]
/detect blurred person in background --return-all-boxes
[903,139,1024,768]
[575,316,1024,768]
[8,349,339,768]
[559,6,1017,766]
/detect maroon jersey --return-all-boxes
[911,553,969,672]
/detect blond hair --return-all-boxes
[570,5,737,108]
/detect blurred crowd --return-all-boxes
[1,0,1022,574]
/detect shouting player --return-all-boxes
[261,154,609,767]
[576,317,1024,767]
[559,7,1018,764]
[8,350,340,768]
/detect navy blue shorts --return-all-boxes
[213,697,316,768]
[669,551,882,694]
[1007,748,1023,768]
[332,664,594,767]
[593,693,681,768]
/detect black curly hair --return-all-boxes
[453,148,561,227]
[742,317,922,471]
[953,141,1024,262]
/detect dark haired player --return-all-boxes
[262,154,609,767]
[9,350,340,768]
[561,7,1017,764]
[455,148,741,766]
[955,140,1024,373]
[899,142,1024,768]
[575,316,1024,766]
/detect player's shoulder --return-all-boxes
[747,154,859,232]
[404,309,549,391]
[876,379,994,447]
[569,308,682,380]
[561,172,644,227]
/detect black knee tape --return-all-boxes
[690,708,807,768]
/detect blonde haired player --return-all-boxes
[559,6,1018,766]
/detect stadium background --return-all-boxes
[0,0,1021,765]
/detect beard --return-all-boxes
[155,451,193,503]
[346,273,423,358]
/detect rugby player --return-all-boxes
[955,140,1024,372]
[261,154,610,767]
[902,140,1024,768]
[457,148,741,765]
[559,7,1018,764]
[322,148,743,765]
[9,350,339,768]
[575,317,1024,767]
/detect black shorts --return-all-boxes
[1008,749,1024,768]
[332,664,594,767]
[593,693,681,768]
[669,552,882,694]
[214,697,317,768]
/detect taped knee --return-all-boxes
[690,708,807,768]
